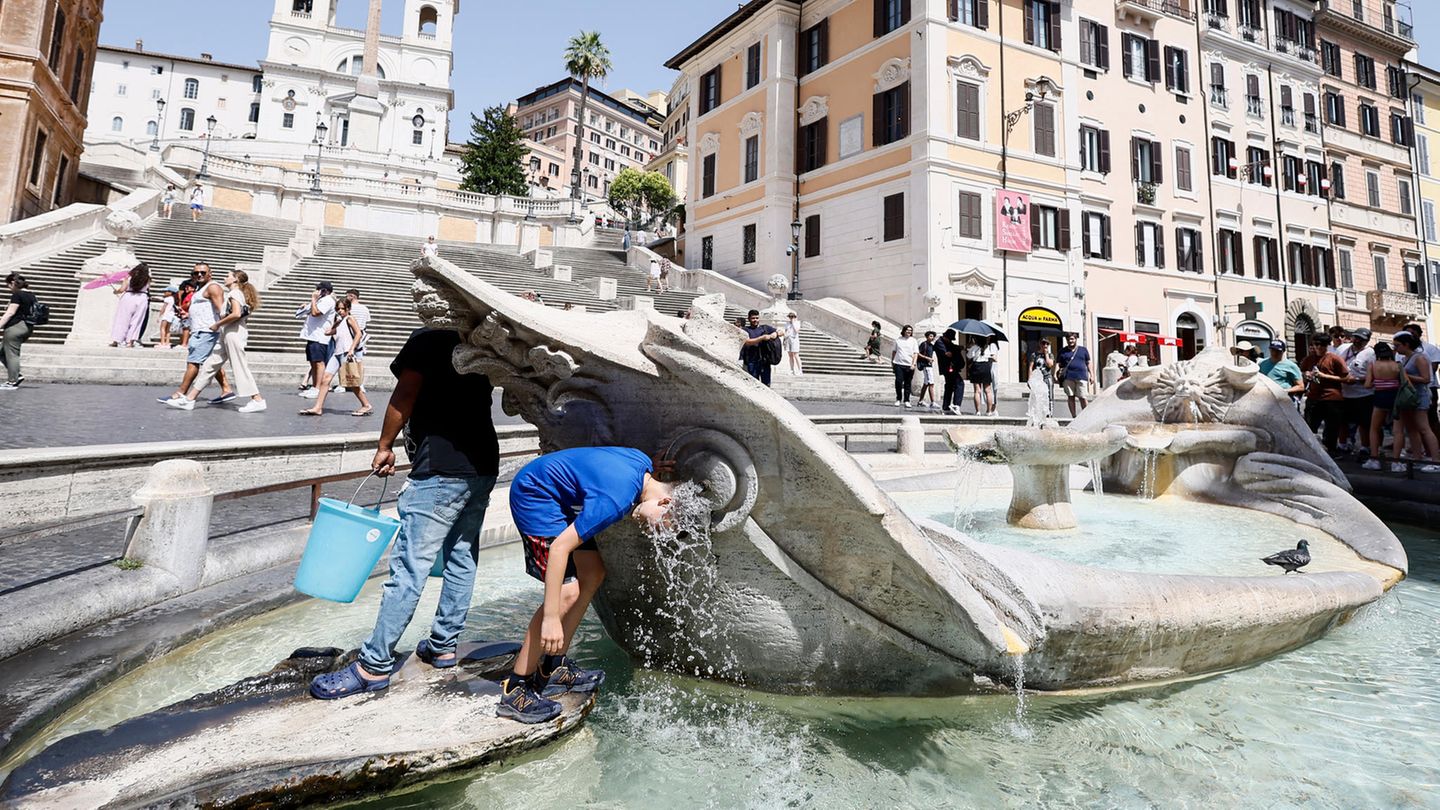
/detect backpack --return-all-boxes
[25,300,49,328]
[763,327,783,365]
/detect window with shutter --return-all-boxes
[874,0,909,37]
[883,193,905,241]
[1150,140,1163,184]
[743,135,759,183]
[799,20,829,75]
[1146,40,1161,84]
[1033,103,1055,157]
[958,191,983,239]
[951,0,987,28]
[1099,129,1112,173]
[1176,146,1192,191]
[874,82,910,146]
[699,67,722,115]
[702,154,716,198]
[798,118,827,173]
[742,224,757,264]
[804,214,821,257]
[745,43,761,90]
[957,81,980,140]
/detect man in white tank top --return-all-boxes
[160,263,225,405]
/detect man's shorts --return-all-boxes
[1062,378,1087,397]
[921,367,936,385]
[522,534,597,584]
[187,330,218,365]
[190,203,204,211]
[305,340,333,364]
[1343,395,1374,428]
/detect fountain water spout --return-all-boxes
[946,425,1128,530]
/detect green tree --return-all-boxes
[563,30,612,200]
[607,168,677,229]
[458,106,529,197]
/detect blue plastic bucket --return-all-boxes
[294,474,402,603]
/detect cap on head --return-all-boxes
[1269,339,1287,352]
[1351,327,1372,341]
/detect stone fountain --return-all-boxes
[402,256,1406,694]
[945,425,1127,530]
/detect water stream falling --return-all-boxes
[1007,654,1031,739]
[1137,449,1160,500]
[1086,459,1105,498]
[950,448,981,531]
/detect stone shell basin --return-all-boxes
[945,425,1128,530]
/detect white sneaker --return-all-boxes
[299,387,319,399]
[1361,459,1381,471]
[1419,464,1440,474]
[165,397,195,411]
[894,401,903,407]
[238,399,268,413]
[1390,462,1408,473]
[947,405,961,416]
[902,401,912,408]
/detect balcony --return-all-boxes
[1210,86,1229,109]
[1204,12,1228,31]
[1316,1,1414,51]
[1367,289,1425,320]
[1304,113,1319,133]
[1136,182,1158,205]
[1117,0,1197,24]
[1246,96,1264,117]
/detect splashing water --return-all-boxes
[629,482,743,683]
[1087,459,1105,498]
[951,448,981,531]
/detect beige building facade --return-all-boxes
[514,78,664,202]
[0,0,103,224]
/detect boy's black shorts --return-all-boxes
[522,534,598,583]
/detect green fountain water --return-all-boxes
[4,499,1438,807]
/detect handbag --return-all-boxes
[1396,361,1421,411]
[340,357,364,389]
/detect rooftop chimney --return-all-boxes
[201,53,213,61]
[135,38,144,51]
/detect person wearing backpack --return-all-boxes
[739,308,781,387]
[0,272,40,390]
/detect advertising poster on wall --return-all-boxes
[995,191,1032,253]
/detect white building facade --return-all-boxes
[84,0,456,158]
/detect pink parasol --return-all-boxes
[82,270,131,290]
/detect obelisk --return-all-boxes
[348,0,385,152]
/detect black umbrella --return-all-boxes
[947,319,1009,342]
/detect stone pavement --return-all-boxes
[0,383,1066,451]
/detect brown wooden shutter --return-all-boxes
[1150,140,1163,184]
[901,81,911,139]
[1136,222,1146,265]
[1099,129,1111,173]
[1047,1,1061,50]
[874,0,884,37]
[1280,85,1293,109]
[819,19,829,65]
[1131,137,1141,180]
[1193,231,1203,272]
[796,27,806,78]
[1164,46,1176,89]
[1146,39,1161,83]
[1252,236,1263,278]
[1122,34,1134,79]
[1154,227,1165,268]
[805,214,820,257]
[1176,147,1191,191]
[1101,215,1112,260]
[976,0,988,29]
[1096,23,1108,68]
[1323,247,1336,288]
[1023,0,1034,45]
[1268,239,1279,280]
[1082,213,1092,256]
[1234,232,1245,276]
[1080,19,1092,66]
[1058,208,1071,251]
[949,0,958,21]
[1031,209,1043,248]
[873,92,884,146]
[900,0,911,25]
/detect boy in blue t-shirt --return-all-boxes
[498,446,674,723]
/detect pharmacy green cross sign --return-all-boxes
[1237,296,1264,321]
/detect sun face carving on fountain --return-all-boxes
[1148,361,1232,424]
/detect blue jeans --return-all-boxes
[744,356,772,386]
[358,474,497,675]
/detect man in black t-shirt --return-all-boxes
[312,328,504,699]
[739,309,780,386]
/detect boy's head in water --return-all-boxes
[631,473,677,529]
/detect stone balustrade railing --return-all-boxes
[0,187,162,272]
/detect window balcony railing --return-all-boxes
[1304,113,1319,133]
[1281,107,1295,127]
[1117,0,1197,23]
[1204,12,1227,30]
[1246,96,1264,116]
[1238,24,1262,43]
[1210,87,1229,109]
[1367,288,1425,319]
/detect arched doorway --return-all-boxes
[1292,314,1317,356]
[1017,306,1064,382]
[1175,312,1203,361]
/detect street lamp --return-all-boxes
[1004,76,1057,137]
[310,120,329,194]
[197,114,218,178]
[150,98,166,152]
[430,127,437,159]
[788,217,803,300]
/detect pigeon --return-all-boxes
[1261,540,1311,574]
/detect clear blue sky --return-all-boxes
[97,0,1440,144]
[95,0,743,142]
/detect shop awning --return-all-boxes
[1099,329,1181,346]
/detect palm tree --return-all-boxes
[563,30,612,201]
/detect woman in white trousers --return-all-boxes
[171,271,266,412]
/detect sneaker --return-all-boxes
[165,397,195,411]
[1419,465,1440,474]
[209,392,237,405]
[1390,462,1408,473]
[238,399,268,413]
[496,678,562,724]
[1336,442,1351,453]
[157,395,180,403]
[947,405,961,416]
[894,401,903,407]
[1361,459,1382,471]
[902,401,912,408]
[539,657,607,697]
[0,382,18,391]
[298,387,320,399]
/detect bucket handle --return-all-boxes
[347,471,390,512]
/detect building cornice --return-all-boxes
[99,44,259,74]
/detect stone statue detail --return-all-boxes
[411,256,1407,695]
